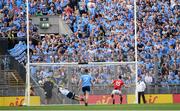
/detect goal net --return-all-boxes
[26,62,136,105]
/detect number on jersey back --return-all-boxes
[113,80,124,90]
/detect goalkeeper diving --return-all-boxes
[58,86,84,102]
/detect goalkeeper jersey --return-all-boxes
[59,87,70,96]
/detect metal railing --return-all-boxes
[0,85,25,96]
[0,55,26,96]
[145,84,180,94]
[0,55,26,81]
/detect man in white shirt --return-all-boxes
[87,0,96,15]
[144,73,153,84]
[58,86,84,102]
[137,76,146,104]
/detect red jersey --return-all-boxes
[113,79,124,90]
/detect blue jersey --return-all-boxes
[80,74,93,87]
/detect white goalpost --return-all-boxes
[134,0,138,104]
[24,0,30,106]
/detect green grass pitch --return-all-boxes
[0,104,180,110]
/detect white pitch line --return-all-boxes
[1,110,179,111]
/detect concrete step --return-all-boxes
[7,72,25,85]
[0,70,25,96]
[9,79,24,82]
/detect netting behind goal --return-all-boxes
[28,62,136,105]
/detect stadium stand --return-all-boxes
[29,0,135,63]
[137,0,180,86]
[0,0,26,96]
[27,0,179,86]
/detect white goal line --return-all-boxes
[1,110,177,111]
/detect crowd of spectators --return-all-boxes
[29,0,180,86]
[137,0,180,85]
[0,0,27,38]
[29,0,135,62]
[29,33,135,63]
[28,0,74,16]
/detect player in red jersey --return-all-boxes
[111,75,127,104]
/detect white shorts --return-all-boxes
[111,90,122,95]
